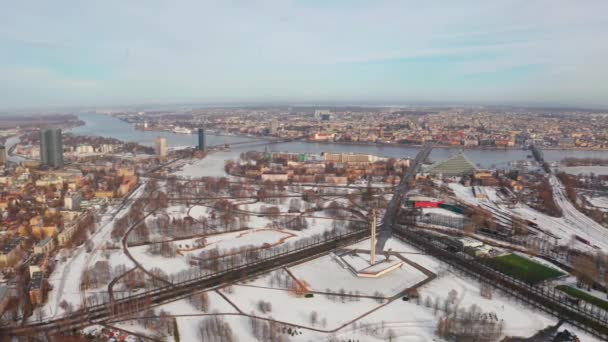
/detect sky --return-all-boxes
[1,0,608,109]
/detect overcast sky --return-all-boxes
[1,0,608,109]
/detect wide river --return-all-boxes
[71,113,608,169]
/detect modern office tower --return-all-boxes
[40,128,64,168]
[270,118,279,134]
[314,109,331,120]
[0,145,6,166]
[155,137,167,157]
[198,128,206,151]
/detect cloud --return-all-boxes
[1,0,608,108]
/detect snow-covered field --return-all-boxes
[111,237,604,342]
[225,285,382,329]
[128,229,295,276]
[289,249,428,297]
[173,151,238,178]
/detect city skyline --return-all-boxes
[2,1,608,109]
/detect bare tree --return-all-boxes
[310,311,318,326]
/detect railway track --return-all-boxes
[393,226,608,340]
[2,229,368,337]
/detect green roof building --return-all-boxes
[426,151,477,177]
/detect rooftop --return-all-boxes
[426,151,478,177]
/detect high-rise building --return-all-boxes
[314,109,331,120]
[40,128,64,168]
[197,128,206,151]
[155,137,167,157]
[64,191,82,211]
[270,119,279,135]
[0,145,6,166]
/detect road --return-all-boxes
[549,175,608,251]
[376,143,433,251]
[531,143,608,251]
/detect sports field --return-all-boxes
[486,254,564,285]
[557,285,608,311]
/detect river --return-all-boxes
[70,113,608,169]
[68,113,255,148]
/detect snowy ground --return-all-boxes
[113,290,239,341]
[549,175,608,251]
[289,248,428,297]
[225,285,382,329]
[173,151,238,178]
[128,229,295,276]
[448,182,608,252]
[110,237,605,342]
[36,186,144,319]
[585,195,608,211]
[179,229,295,258]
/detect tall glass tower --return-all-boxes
[198,128,206,151]
[40,128,64,168]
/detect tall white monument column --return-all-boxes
[370,209,377,265]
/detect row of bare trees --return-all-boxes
[81,260,112,290]
[199,316,236,342]
[248,315,294,342]
[436,304,504,341]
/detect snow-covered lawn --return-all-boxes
[367,274,549,339]
[188,204,211,218]
[161,291,239,315]
[289,251,428,297]
[127,245,192,276]
[128,229,296,276]
[179,229,295,257]
[225,285,383,330]
[109,236,605,342]
[352,238,444,273]
[164,204,190,220]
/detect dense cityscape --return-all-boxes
[0,106,606,341]
[3,1,608,341]
[116,107,608,149]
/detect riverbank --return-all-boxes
[68,113,608,169]
[130,125,608,152]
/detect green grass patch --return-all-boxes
[485,254,564,285]
[557,285,608,311]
